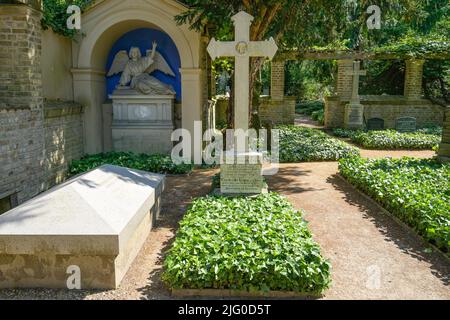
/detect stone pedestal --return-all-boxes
[110,91,175,154]
[344,102,365,129]
[220,152,265,194]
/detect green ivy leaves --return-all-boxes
[339,157,450,254]
[333,128,442,150]
[163,193,331,293]
[68,152,193,176]
[278,126,360,162]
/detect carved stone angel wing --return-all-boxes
[145,51,176,77]
[107,50,129,77]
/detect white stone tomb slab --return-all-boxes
[0,165,165,289]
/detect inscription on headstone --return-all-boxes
[367,118,385,131]
[220,163,264,194]
[396,117,417,132]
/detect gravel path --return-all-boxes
[267,162,449,300]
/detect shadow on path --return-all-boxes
[327,173,450,286]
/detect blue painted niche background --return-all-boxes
[106,28,181,101]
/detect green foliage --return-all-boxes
[68,152,193,176]
[163,193,331,293]
[360,60,405,95]
[374,33,450,59]
[332,128,360,139]
[341,129,442,150]
[311,110,324,125]
[296,101,324,115]
[42,0,93,38]
[339,157,450,254]
[278,126,360,162]
[285,61,335,101]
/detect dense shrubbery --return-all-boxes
[163,193,331,293]
[68,152,193,176]
[311,110,325,125]
[278,126,359,162]
[295,101,325,124]
[331,128,441,150]
[339,157,449,254]
[296,101,324,115]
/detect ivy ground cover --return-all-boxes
[339,157,449,254]
[332,128,441,150]
[163,193,331,293]
[278,126,359,162]
[69,152,193,176]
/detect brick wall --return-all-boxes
[0,4,45,203]
[438,107,450,162]
[271,61,285,101]
[324,95,444,129]
[324,96,344,128]
[214,96,295,127]
[336,60,354,101]
[43,101,84,190]
[404,59,424,99]
[0,3,84,206]
[259,96,296,125]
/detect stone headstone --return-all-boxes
[345,102,365,129]
[0,165,165,289]
[110,92,175,154]
[220,152,265,194]
[367,118,385,131]
[396,117,417,132]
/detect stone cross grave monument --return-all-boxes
[207,11,278,194]
[344,60,366,129]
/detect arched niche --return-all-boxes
[72,0,203,156]
[105,28,182,101]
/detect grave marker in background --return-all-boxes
[344,61,366,129]
[396,117,417,132]
[367,118,385,131]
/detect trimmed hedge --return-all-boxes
[339,157,449,254]
[163,193,331,293]
[332,128,441,150]
[278,126,360,162]
[68,152,193,176]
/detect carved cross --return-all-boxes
[345,60,367,103]
[207,11,278,134]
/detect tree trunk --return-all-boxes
[249,58,266,128]
[227,69,235,129]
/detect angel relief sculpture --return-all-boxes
[107,41,176,96]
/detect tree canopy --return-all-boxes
[41,0,449,108]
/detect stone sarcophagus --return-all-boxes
[0,165,165,289]
[111,92,175,154]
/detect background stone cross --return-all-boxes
[207,11,278,135]
[345,60,367,104]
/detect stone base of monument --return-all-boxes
[0,165,165,290]
[110,92,175,154]
[219,152,267,195]
[344,102,364,129]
